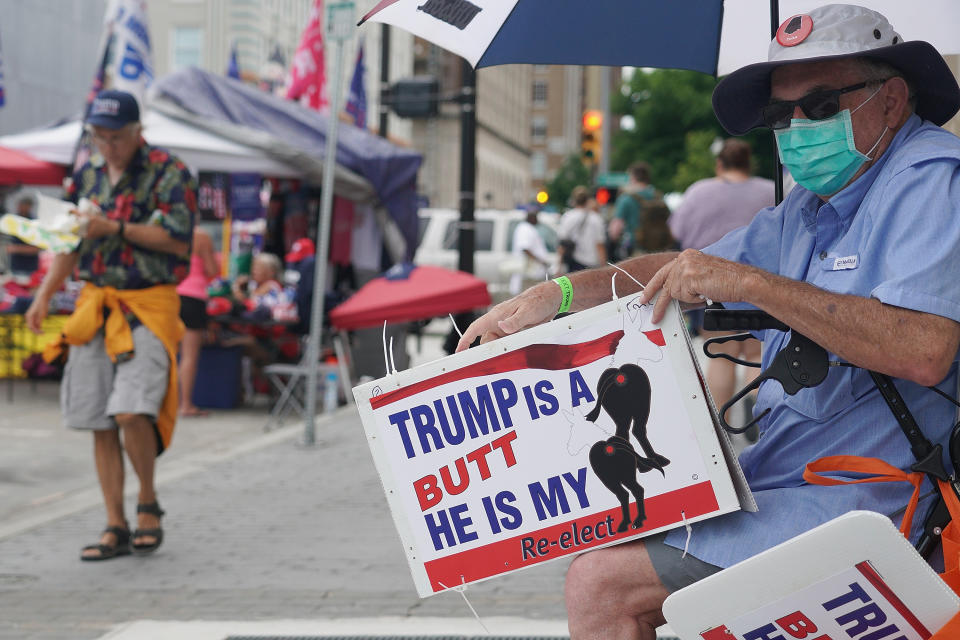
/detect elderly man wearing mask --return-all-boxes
[456,5,960,639]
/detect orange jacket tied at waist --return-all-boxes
[44,283,185,453]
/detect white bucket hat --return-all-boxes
[712,4,960,135]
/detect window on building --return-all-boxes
[531,116,548,143]
[532,80,548,104]
[531,152,547,179]
[171,27,204,70]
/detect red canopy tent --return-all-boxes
[0,145,66,186]
[329,264,492,330]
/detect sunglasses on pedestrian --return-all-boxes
[762,80,885,130]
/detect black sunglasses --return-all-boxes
[762,81,871,130]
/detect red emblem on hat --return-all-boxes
[776,14,813,47]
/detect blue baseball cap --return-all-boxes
[86,90,140,129]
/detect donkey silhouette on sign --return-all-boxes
[585,363,670,532]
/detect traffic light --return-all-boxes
[388,76,440,118]
[595,187,612,206]
[536,190,549,205]
[581,110,603,168]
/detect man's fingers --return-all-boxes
[497,310,527,336]
[651,293,672,324]
[480,329,506,345]
[639,261,671,304]
[456,322,484,352]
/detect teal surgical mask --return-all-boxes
[775,86,887,196]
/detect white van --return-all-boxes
[415,208,560,302]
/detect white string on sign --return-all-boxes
[388,335,397,375]
[449,313,464,339]
[607,262,645,289]
[680,510,693,559]
[437,576,490,633]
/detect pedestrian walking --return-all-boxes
[669,138,776,432]
[25,89,197,561]
[177,226,220,417]
[558,186,606,272]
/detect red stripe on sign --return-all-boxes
[423,481,719,593]
[700,625,735,640]
[643,329,666,347]
[370,330,625,410]
[856,560,931,638]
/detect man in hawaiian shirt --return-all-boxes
[25,90,196,561]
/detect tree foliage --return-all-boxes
[544,153,592,211]
[610,69,776,193]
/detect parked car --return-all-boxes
[415,208,560,302]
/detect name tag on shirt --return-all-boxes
[832,254,859,270]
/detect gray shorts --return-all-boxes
[61,324,170,430]
[645,532,723,592]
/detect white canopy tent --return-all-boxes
[0,105,407,263]
[0,109,302,178]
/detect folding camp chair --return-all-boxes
[702,305,960,558]
[263,332,354,431]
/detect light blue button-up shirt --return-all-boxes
[665,115,960,568]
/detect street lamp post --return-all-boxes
[303,0,354,445]
[457,59,476,276]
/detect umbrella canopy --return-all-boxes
[360,1,960,74]
[361,0,724,72]
[329,264,491,330]
[0,146,66,186]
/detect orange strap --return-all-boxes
[804,455,925,537]
[806,456,960,637]
[931,612,960,639]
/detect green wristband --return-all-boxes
[553,276,573,314]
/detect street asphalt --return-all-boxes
[0,328,716,639]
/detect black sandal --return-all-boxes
[132,502,165,555]
[80,524,131,561]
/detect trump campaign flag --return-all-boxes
[286,0,329,111]
[344,39,367,128]
[73,0,154,171]
[100,0,153,106]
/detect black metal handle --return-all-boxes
[703,333,763,368]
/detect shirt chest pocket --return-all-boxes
[781,364,874,422]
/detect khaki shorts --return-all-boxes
[645,532,722,592]
[61,324,169,430]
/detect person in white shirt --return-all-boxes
[509,206,551,295]
[558,186,607,272]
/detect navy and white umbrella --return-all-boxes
[359,0,960,75]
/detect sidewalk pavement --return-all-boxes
[0,377,570,640]
[0,326,714,640]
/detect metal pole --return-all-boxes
[599,67,611,175]
[770,0,784,205]
[304,33,349,445]
[458,58,476,274]
[379,24,390,138]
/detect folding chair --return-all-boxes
[703,305,960,558]
[263,332,353,431]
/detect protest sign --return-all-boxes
[353,295,752,597]
[663,511,960,640]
